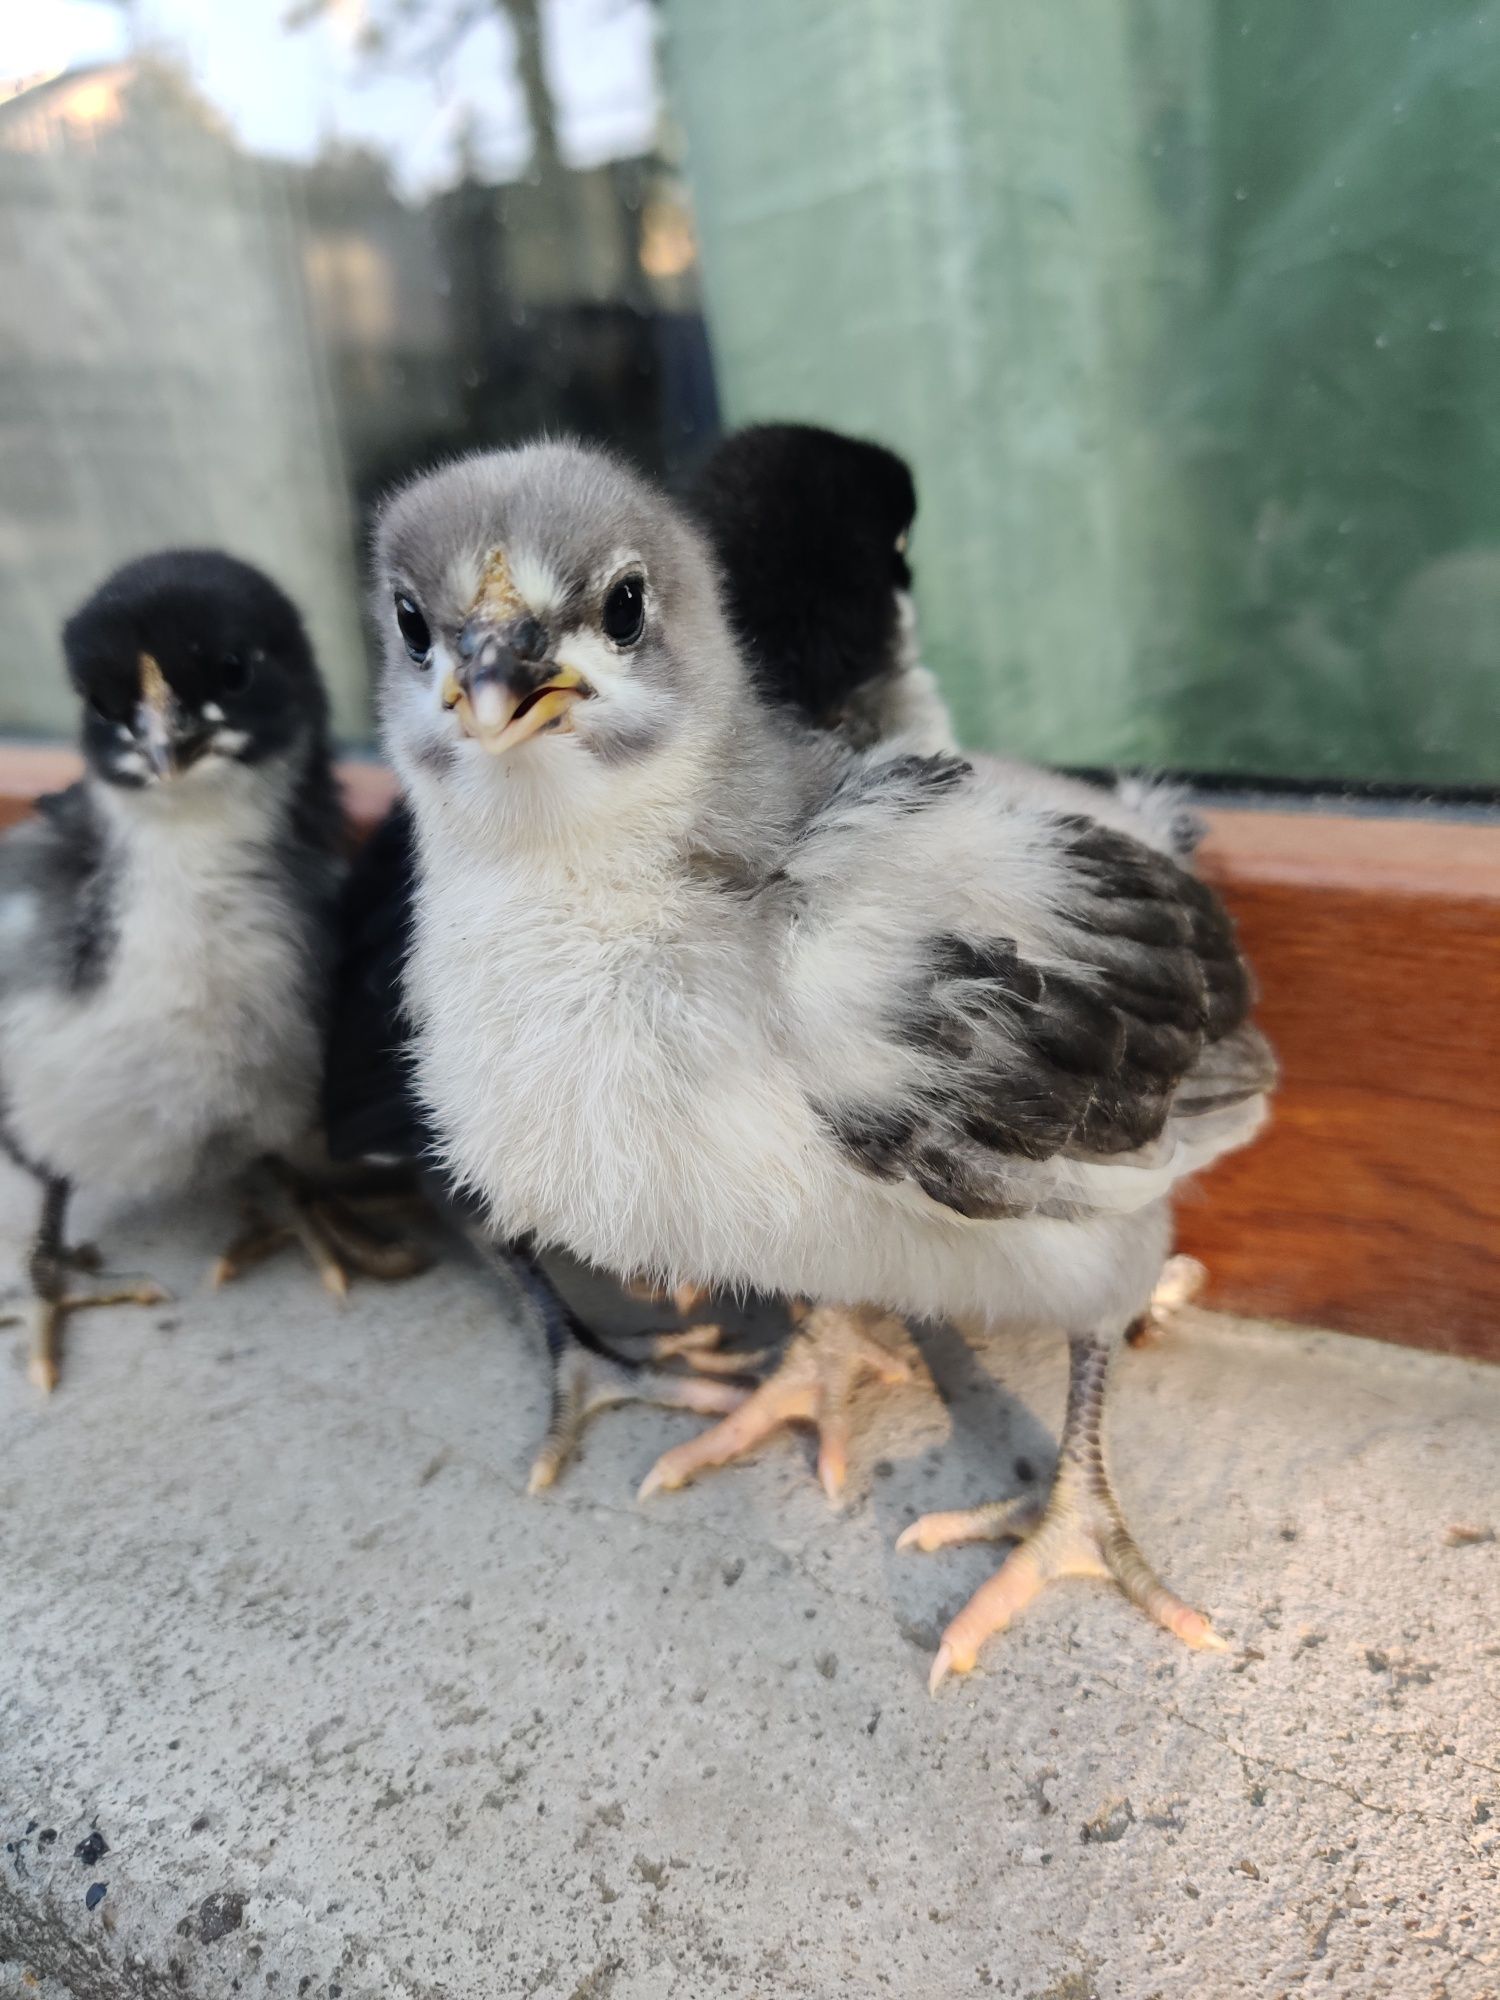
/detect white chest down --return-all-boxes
[0,789,323,1200]
[408,860,819,1285]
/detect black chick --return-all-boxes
[689,420,955,752]
[0,550,416,1390]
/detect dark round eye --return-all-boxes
[220,654,254,696]
[395,593,432,665]
[602,573,645,647]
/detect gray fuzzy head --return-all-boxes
[373,442,744,830]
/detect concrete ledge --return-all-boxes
[2,1170,1498,1997]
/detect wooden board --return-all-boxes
[1184,811,1500,1360]
[0,749,1494,1359]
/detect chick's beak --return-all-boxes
[441,613,590,756]
[134,652,180,779]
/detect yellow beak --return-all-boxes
[441,661,589,756]
[136,652,177,778]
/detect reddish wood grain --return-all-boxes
[0,746,1493,1358]
[337,757,399,828]
[1184,824,1500,1360]
[0,744,87,805]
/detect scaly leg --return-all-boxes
[638,1302,912,1505]
[510,1251,750,1492]
[26,1176,170,1393]
[900,1330,1225,1690]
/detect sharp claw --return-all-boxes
[895,1521,923,1552]
[817,1450,847,1506]
[1196,1624,1231,1654]
[636,1462,672,1503]
[526,1457,558,1496]
[927,1643,955,1696]
[27,1355,59,1395]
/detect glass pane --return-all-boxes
[664,0,1500,785]
[6,2,1499,784]
[0,0,716,740]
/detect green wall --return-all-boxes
[664,0,1500,784]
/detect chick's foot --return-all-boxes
[901,1330,1225,1690]
[638,1303,912,1506]
[211,1161,433,1301]
[528,1319,750,1494]
[26,1258,171,1393]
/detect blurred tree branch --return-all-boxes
[283,0,560,175]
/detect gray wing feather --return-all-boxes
[785,757,1275,1222]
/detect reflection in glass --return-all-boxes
[0,0,717,737]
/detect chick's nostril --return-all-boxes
[510,615,547,664]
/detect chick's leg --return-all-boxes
[25,1176,170,1393]
[901,1330,1224,1690]
[638,1303,912,1505]
[515,1254,748,1493]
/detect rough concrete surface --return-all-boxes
[0,1166,1496,1999]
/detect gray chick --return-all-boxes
[376,443,1275,1684]
[0,549,415,1391]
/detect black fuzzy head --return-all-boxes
[687,423,917,726]
[63,550,332,791]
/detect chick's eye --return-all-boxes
[602,573,644,647]
[395,593,432,665]
[220,655,254,696]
